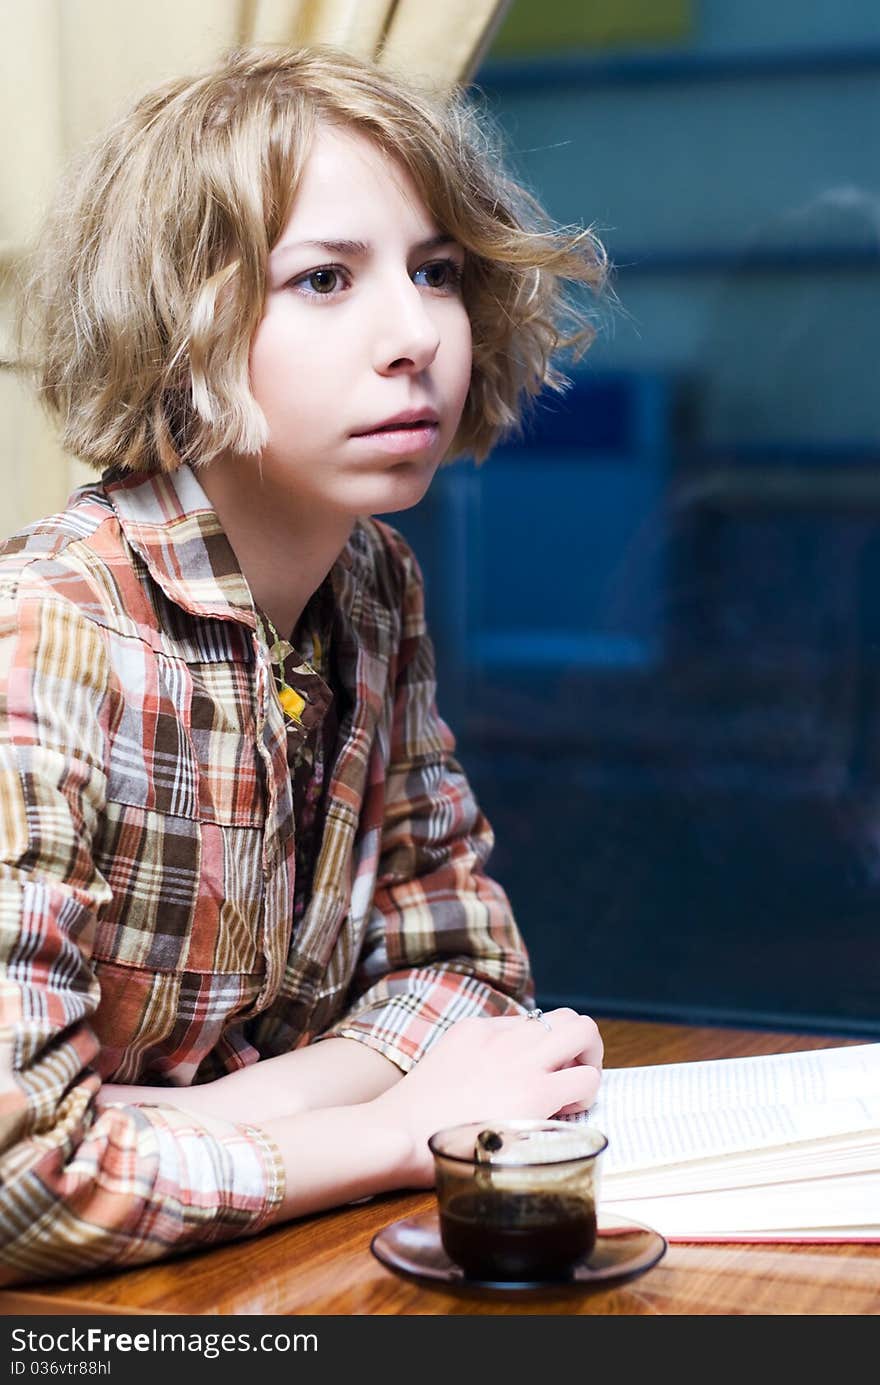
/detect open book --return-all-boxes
[578,1042,880,1242]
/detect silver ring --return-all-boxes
[525,1007,552,1031]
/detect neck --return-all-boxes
[196,457,354,640]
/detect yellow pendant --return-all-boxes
[278,683,306,722]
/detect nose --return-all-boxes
[372,275,441,376]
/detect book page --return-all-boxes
[601,1098,880,1179]
[603,1170,879,1238]
[583,1043,880,1174]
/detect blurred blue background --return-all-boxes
[382,0,880,1036]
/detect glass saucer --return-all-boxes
[371,1209,667,1293]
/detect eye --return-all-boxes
[415,258,464,292]
[290,265,348,297]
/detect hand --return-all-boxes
[372,1008,603,1186]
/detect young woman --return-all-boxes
[0,44,606,1283]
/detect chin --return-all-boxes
[355,463,437,516]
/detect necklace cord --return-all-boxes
[256,611,307,724]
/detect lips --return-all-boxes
[352,407,440,436]
[349,418,440,457]
[375,422,429,432]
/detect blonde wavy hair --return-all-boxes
[15,43,607,473]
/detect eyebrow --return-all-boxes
[273,233,460,259]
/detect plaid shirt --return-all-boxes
[0,463,534,1283]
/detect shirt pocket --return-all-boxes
[104,635,264,828]
[91,805,266,975]
[104,637,201,818]
[93,625,271,1003]
[189,658,264,828]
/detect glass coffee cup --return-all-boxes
[428,1119,608,1283]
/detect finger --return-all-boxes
[549,1011,603,1070]
[532,1013,603,1069]
[577,1037,603,1072]
[549,1063,601,1112]
[555,1070,603,1114]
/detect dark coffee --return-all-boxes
[439,1189,596,1282]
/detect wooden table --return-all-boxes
[1,1019,877,1316]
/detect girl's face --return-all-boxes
[248,122,473,518]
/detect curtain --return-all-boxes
[0,0,512,534]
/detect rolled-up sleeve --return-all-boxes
[0,582,283,1285]
[319,528,536,1073]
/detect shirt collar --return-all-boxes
[102,463,366,628]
